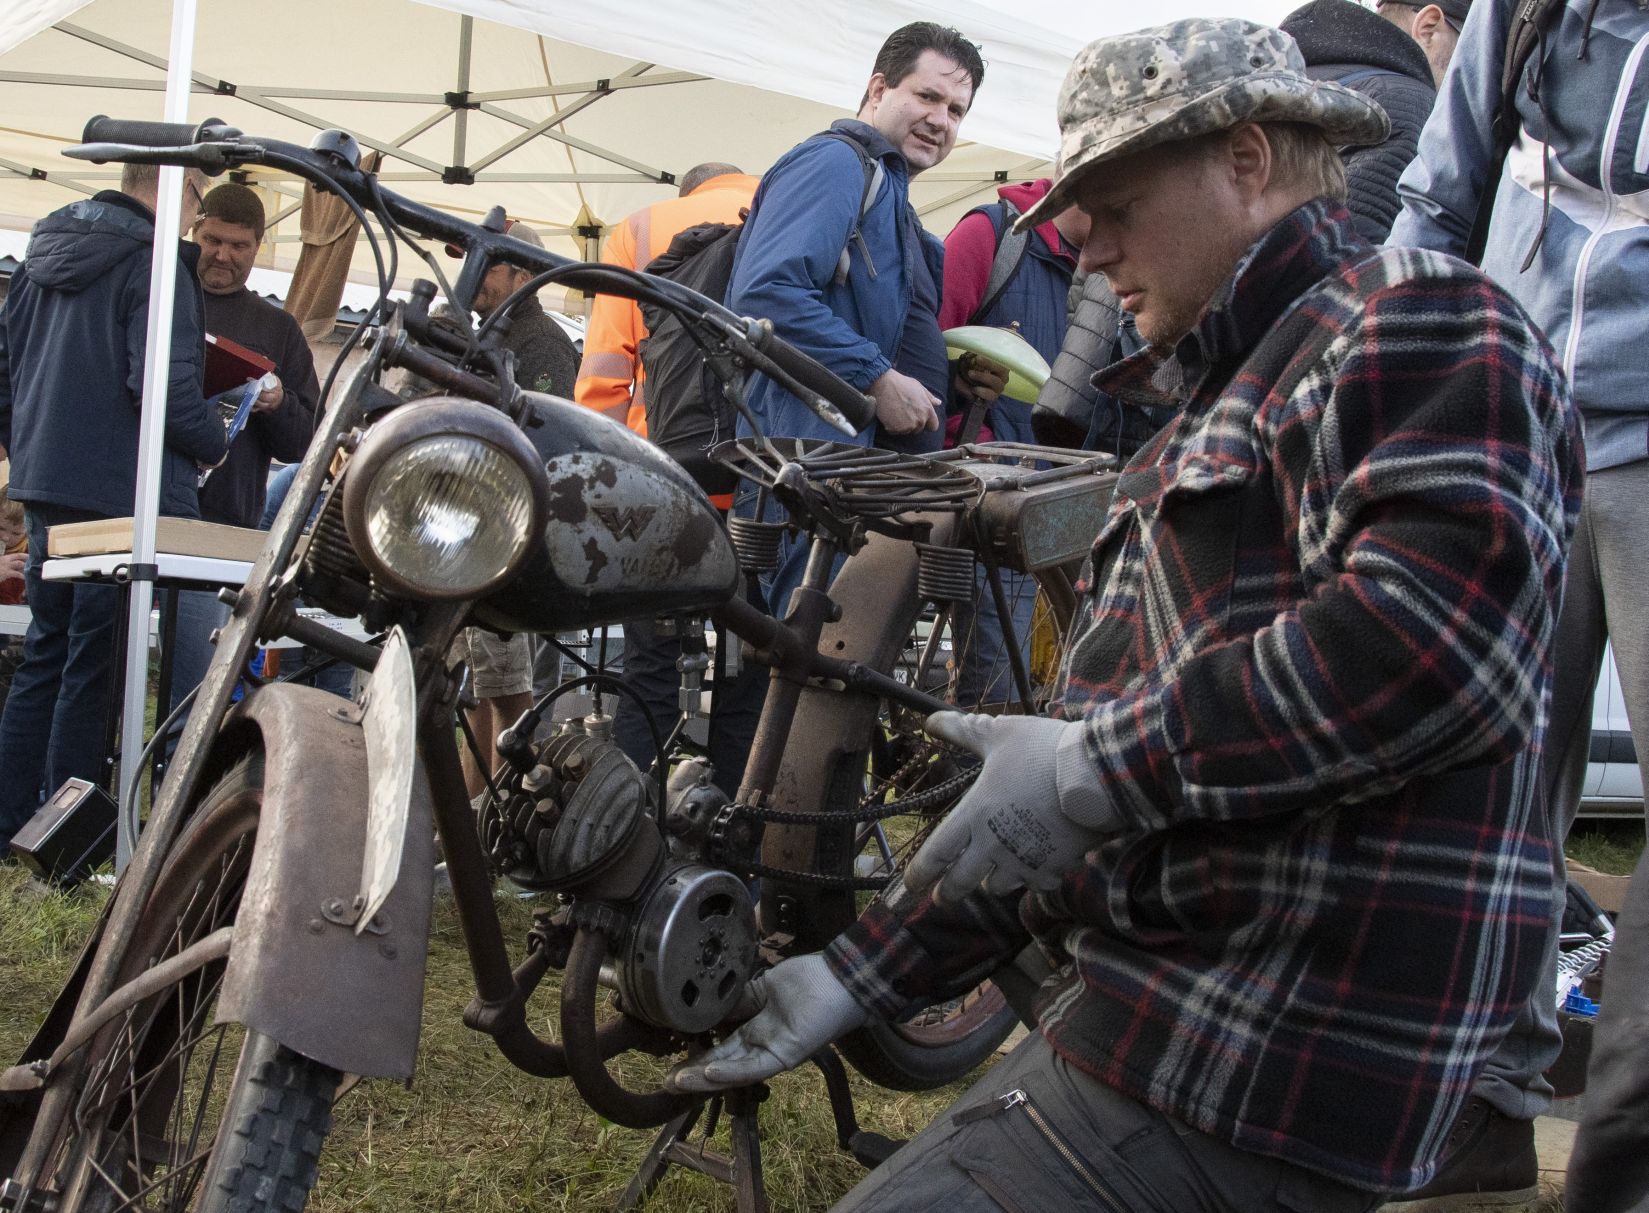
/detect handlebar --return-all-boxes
[750,320,877,433]
[63,120,875,438]
[81,114,241,151]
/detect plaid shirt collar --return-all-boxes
[1097,198,1360,412]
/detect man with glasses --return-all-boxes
[1375,0,1472,84]
[0,161,227,857]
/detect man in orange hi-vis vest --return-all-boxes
[573,163,760,452]
[577,164,764,800]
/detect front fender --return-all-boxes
[215,683,435,1080]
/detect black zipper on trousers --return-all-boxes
[953,1087,1126,1213]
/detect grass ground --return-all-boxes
[1565,818,1646,877]
[2,823,1641,1211]
[0,864,966,1212]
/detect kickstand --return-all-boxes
[809,1048,905,1169]
[614,1048,907,1212]
[617,1084,769,1212]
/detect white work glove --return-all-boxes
[664,954,869,1093]
[907,712,1121,905]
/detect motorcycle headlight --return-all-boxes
[342,397,549,600]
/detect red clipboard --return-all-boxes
[203,332,275,397]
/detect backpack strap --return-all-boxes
[970,198,1032,325]
[815,129,887,287]
[1465,0,1565,265]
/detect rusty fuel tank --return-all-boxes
[472,390,739,633]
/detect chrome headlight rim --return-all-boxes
[340,396,550,601]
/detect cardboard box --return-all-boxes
[1568,860,1631,915]
[47,517,267,564]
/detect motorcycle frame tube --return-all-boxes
[732,536,845,808]
[15,345,387,1184]
[749,515,998,948]
[417,688,576,1079]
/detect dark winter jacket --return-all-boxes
[1282,0,1436,243]
[727,119,946,447]
[502,295,578,400]
[0,191,227,519]
[198,287,318,528]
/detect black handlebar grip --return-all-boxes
[756,328,877,433]
[80,115,234,147]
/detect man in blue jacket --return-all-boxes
[1388,0,1649,1205]
[0,162,228,855]
[726,21,985,615]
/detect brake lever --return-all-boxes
[710,317,859,438]
[64,140,247,172]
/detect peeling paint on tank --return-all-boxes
[546,468,590,526]
[582,534,608,584]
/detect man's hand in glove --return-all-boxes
[908,712,1122,905]
[664,954,869,1093]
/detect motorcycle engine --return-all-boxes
[481,733,759,1035]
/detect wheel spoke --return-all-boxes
[45,771,269,1211]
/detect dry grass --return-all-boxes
[7,820,1632,1210]
[0,864,966,1212]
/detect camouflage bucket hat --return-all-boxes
[1017,18,1389,230]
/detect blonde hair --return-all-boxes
[1259,122,1348,204]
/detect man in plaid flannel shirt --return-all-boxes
[670,18,1582,1210]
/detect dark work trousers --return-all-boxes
[610,610,767,800]
[830,1030,1382,1213]
[0,504,119,853]
[1566,839,1649,1213]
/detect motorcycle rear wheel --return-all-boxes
[773,560,1072,1091]
[38,752,338,1212]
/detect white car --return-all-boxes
[1581,642,1643,818]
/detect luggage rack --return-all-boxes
[711,438,1116,547]
[714,437,982,539]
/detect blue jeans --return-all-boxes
[951,565,1039,708]
[610,612,767,798]
[166,588,226,719]
[0,504,119,852]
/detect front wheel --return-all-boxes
[31,752,339,1212]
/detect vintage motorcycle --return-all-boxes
[0,118,1117,1212]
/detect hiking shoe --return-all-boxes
[1380,1098,1540,1212]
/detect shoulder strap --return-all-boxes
[971,198,1032,324]
[1465,0,1566,265]
[816,129,887,287]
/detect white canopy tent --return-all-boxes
[0,0,1294,858]
[0,0,1295,261]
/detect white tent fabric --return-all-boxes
[0,0,1295,264]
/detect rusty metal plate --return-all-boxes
[359,625,417,933]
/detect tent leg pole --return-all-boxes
[118,0,200,870]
